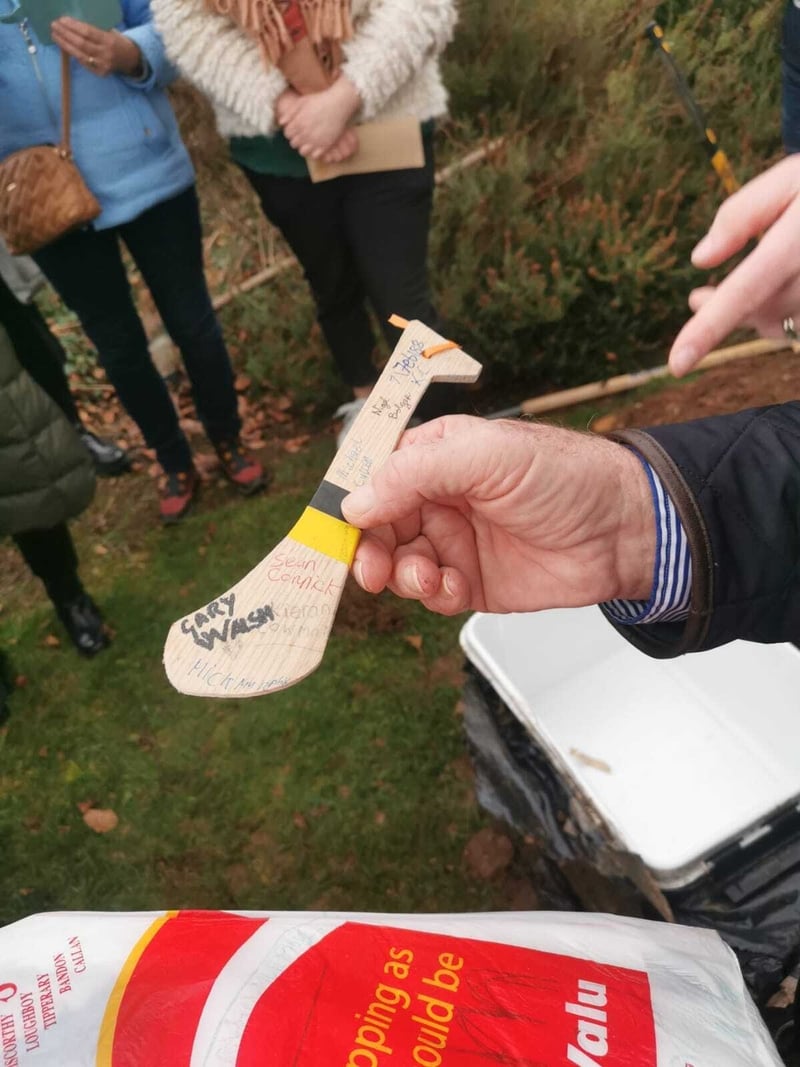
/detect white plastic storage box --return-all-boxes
[459,607,800,1006]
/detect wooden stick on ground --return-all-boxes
[489,337,799,420]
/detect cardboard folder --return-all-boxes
[307,116,424,183]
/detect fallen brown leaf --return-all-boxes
[234,373,252,392]
[463,827,514,880]
[82,808,118,834]
[404,634,423,652]
[43,634,61,649]
[283,435,310,454]
[93,544,109,556]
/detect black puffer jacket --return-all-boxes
[0,325,94,536]
[611,402,800,656]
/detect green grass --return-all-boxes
[0,441,505,926]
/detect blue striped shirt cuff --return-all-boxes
[602,457,692,625]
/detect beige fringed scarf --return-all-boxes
[207,0,353,71]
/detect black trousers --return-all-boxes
[0,275,80,425]
[12,523,82,605]
[240,135,456,419]
[34,187,240,473]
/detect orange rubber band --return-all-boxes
[422,341,461,359]
[387,314,460,358]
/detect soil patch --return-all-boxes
[600,349,800,431]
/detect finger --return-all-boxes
[276,98,300,125]
[50,20,100,49]
[396,414,470,450]
[387,562,470,615]
[417,566,472,616]
[52,16,96,33]
[691,155,800,267]
[389,532,473,614]
[686,284,795,344]
[687,285,716,313]
[669,193,800,373]
[50,26,87,54]
[351,535,393,594]
[51,25,107,71]
[341,416,482,529]
[388,551,446,602]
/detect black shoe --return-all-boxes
[77,426,131,478]
[55,592,110,657]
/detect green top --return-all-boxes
[230,121,435,179]
[230,130,310,179]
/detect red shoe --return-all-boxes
[214,439,267,495]
[159,467,199,525]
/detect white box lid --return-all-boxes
[460,608,800,888]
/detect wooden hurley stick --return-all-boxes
[163,319,482,699]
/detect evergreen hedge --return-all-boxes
[435,0,784,392]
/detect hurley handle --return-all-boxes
[322,318,482,496]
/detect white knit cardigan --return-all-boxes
[152,0,457,139]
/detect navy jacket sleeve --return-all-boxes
[609,402,800,656]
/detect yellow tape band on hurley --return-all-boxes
[289,506,361,566]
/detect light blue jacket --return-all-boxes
[0,0,194,228]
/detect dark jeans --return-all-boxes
[784,0,800,153]
[12,523,82,605]
[240,135,455,419]
[0,275,80,424]
[34,186,239,472]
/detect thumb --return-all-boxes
[342,417,487,529]
[341,442,453,529]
